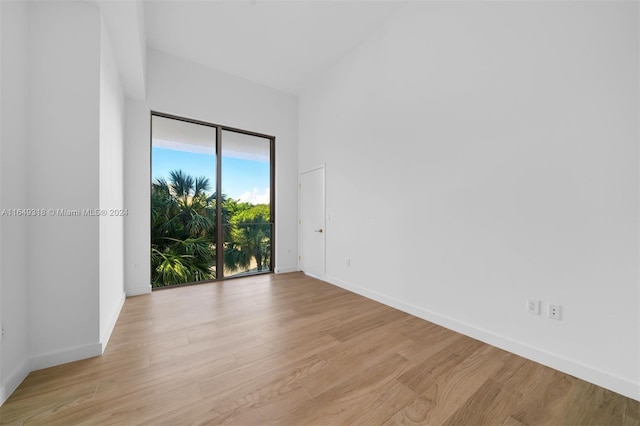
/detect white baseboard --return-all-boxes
[302,271,324,281]
[1,294,126,406]
[29,342,103,372]
[275,266,298,274]
[325,274,640,402]
[0,359,30,406]
[2,343,103,406]
[100,291,126,353]
[125,283,151,297]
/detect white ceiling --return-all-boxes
[143,1,405,95]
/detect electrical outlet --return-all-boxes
[0,325,4,342]
[548,304,562,320]
[346,258,351,267]
[527,299,540,315]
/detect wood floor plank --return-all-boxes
[207,387,310,426]
[148,331,262,367]
[351,380,419,426]
[503,367,576,425]
[383,394,437,426]
[104,333,190,357]
[385,344,510,425]
[625,398,640,426]
[5,352,150,404]
[326,306,407,342]
[152,355,326,425]
[38,382,203,425]
[509,375,628,426]
[274,353,414,425]
[0,272,636,425]
[558,382,628,425]
[492,356,556,397]
[397,335,485,394]
[0,381,98,424]
[299,329,413,398]
[94,354,237,402]
[197,354,327,399]
[396,316,443,341]
[269,296,386,338]
[316,316,415,364]
[234,333,340,367]
[396,324,463,364]
[442,378,522,425]
[501,415,526,426]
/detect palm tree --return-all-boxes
[225,204,272,273]
[151,170,219,287]
[151,169,272,284]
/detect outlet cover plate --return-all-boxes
[548,304,562,320]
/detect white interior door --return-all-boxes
[299,166,325,279]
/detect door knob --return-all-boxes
[314,229,323,233]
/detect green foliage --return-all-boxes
[224,198,253,218]
[151,169,272,287]
[227,204,272,272]
[151,238,214,285]
[151,170,217,287]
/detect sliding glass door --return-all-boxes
[151,113,274,288]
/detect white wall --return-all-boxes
[1,0,3,396]
[299,2,639,400]
[96,1,147,101]
[99,18,126,348]
[27,1,102,367]
[0,0,30,404]
[124,49,299,295]
[0,2,128,405]
[123,98,151,296]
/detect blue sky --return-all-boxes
[152,147,270,204]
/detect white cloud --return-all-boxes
[238,187,270,205]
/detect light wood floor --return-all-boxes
[1,272,638,425]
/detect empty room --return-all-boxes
[0,0,638,424]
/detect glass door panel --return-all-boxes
[221,130,273,277]
[151,115,217,287]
